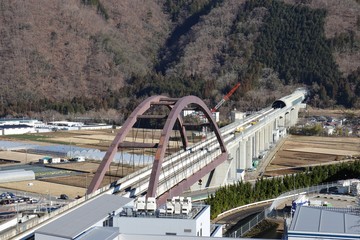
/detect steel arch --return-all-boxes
[147,95,227,198]
[87,95,167,194]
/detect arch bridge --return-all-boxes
[87,89,307,204]
[87,95,228,204]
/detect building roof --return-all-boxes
[76,227,119,240]
[0,124,33,129]
[289,206,360,239]
[35,194,132,239]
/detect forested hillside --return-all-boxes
[0,0,359,122]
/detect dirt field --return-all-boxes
[0,180,85,199]
[265,135,360,176]
[0,151,44,165]
[304,106,360,118]
[47,161,141,179]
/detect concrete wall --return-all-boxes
[116,206,211,237]
[117,217,197,236]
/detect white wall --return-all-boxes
[195,206,210,237]
[1,127,34,135]
[116,206,211,237]
[117,217,196,236]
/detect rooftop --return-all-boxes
[289,206,360,238]
[76,227,119,240]
[35,194,132,239]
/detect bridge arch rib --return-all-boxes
[87,95,228,201]
[87,95,169,194]
[147,95,227,199]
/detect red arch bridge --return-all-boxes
[87,89,306,205]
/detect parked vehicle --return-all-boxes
[70,156,85,162]
[59,194,69,200]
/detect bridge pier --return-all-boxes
[255,131,260,158]
[220,89,306,186]
[246,137,253,169]
[240,141,246,170]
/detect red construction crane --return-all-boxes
[211,82,241,113]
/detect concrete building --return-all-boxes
[0,124,35,135]
[230,110,246,122]
[0,119,43,126]
[35,195,132,240]
[34,194,222,240]
[286,206,360,240]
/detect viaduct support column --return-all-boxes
[239,140,246,169]
[246,138,253,169]
[266,123,272,148]
[259,129,265,151]
[255,131,260,159]
[268,124,273,146]
[264,125,269,150]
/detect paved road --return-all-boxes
[214,202,271,235]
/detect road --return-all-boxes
[214,202,272,235]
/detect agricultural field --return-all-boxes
[0,180,85,199]
[265,135,360,176]
[0,127,186,199]
[1,110,359,200]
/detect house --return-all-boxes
[323,125,335,135]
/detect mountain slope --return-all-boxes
[0,0,168,102]
[0,0,359,118]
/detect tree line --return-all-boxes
[206,160,360,219]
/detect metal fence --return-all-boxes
[226,209,267,238]
[269,181,339,211]
[223,181,340,238]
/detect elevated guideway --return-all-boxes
[107,87,307,201]
[5,89,307,240]
[99,107,279,199]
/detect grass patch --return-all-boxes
[2,134,51,142]
[1,133,75,145]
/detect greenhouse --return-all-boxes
[0,140,36,151]
[27,145,101,158]
[0,169,35,183]
[0,140,154,167]
[80,151,154,166]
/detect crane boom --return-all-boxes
[211,82,240,112]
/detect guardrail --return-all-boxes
[216,181,341,238]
